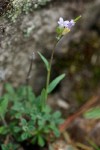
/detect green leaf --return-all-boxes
[17,86,36,102]
[48,74,65,93]
[1,145,10,150]
[43,105,51,113]
[15,113,22,119]
[38,135,45,147]
[27,86,36,102]
[12,102,25,113]
[31,136,37,144]
[56,27,64,35]
[21,132,30,141]
[84,107,100,119]
[0,96,8,116]
[0,126,8,135]
[13,126,21,133]
[5,83,15,95]
[49,124,60,137]
[38,52,50,71]
[40,89,46,110]
[53,111,61,118]
[1,145,7,150]
[0,126,6,134]
[4,84,18,101]
[55,118,64,124]
[21,118,27,126]
[1,143,18,150]
[43,125,50,133]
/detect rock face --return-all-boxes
[0,0,100,97]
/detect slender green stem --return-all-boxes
[26,58,33,85]
[45,69,50,98]
[46,44,55,92]
[45,38,62,101]
[25,58,33,100]
[74,15,81,22]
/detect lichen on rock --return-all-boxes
[3,0,51,21]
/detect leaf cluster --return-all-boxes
[0,47,65,150]
[0,83,64,149]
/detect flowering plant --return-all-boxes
[56,15,81,39]
[0,15,81,149]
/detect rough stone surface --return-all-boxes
[0,0,100,96]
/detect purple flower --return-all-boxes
[64,19,75,29]
[58,17,75,29]
[58,17,65,28]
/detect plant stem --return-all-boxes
[45,38,62,101]
[26,58,33,85]
[25,58,33,100]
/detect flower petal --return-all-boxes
[59,17,64,22]
[58,17,64,27]
[64,20,69,27]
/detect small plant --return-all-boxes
[0,84,64,147]
[0,16,81,149]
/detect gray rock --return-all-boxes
[0,0,99,93]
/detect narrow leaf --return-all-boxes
[84,107,100,119]
[0,96,8,116]
[47,74,65,93]
[38,52,50,71]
